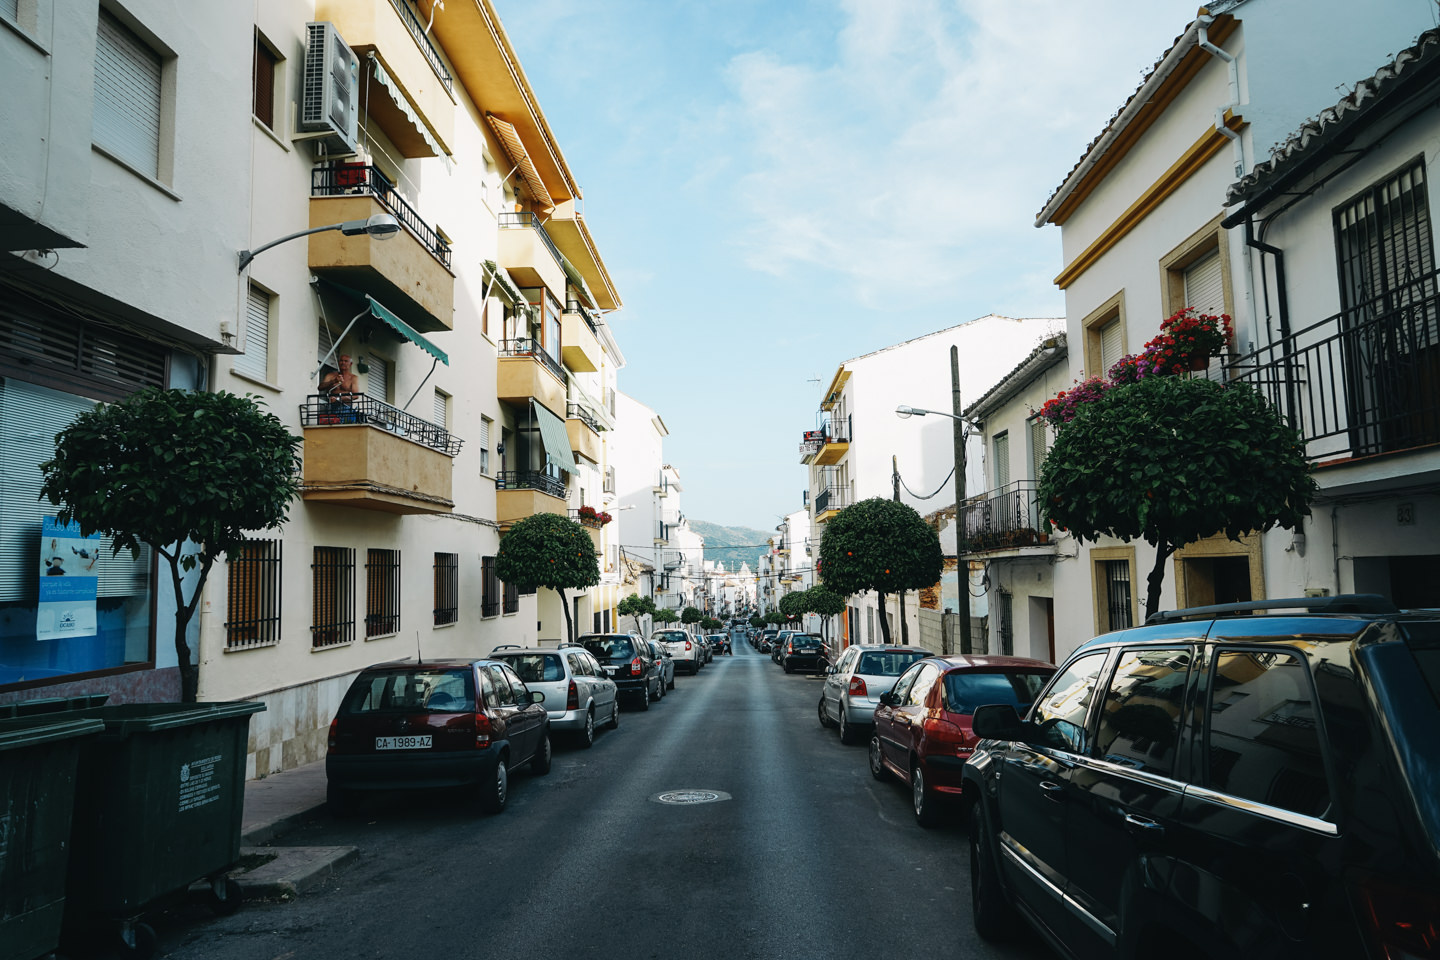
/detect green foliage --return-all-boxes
[818,497,944,599]
[779,591,807,620]
[804,584,846,618]
[764,610,784,626]
[681,606,702,625]
[701,617,722,631]
[655,609,680,624]
[495,513,600,592]
[749,615,765,629]
[1039,377,1314,547]
[617,593,656,631]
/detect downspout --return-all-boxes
[1243,216,1298,420]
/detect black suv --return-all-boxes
[964,595,1440,960]
[580,634,661,710]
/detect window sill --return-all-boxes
[91,144,181,201]
[223,640,278,653]
[311,641,354,653]
[433,620,456,630]
[2,15,48,54]
[365,632,399,642]
[253,115,289,151]
[230,369,280,393]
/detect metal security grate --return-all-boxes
[366,549,401,637]
[502,578,519,615]
[226,539,281,649]
[481,556,500,618]
[434,552,458,626]
[1105,560,1134,631]
[312,546,355,648]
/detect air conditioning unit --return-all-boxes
[301,22,359,156]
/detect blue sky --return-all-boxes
[498,0,1200,527]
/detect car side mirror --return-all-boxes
[825,666,836,676]
[878,691,899,707]
[528,691,546,705]
[971,703,1027,741]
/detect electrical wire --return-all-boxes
[898,466,956,501]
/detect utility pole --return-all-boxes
[952,345,973,656]
[892,455,909,645]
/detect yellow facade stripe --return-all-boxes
[1054,112,1244,290]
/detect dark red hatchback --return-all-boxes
[326,658,551,815]
[870,654,1055,827]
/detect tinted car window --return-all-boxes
[500,664,530,701]
[792,636,821,649]
[495,653,564,683]
[584,636,635,660]
[857,651,926,676]
[891,663,924,702]
[1095,648,1192,775]
[908,663,942,706]
[1205,649,1332,819]
[654,631,688,643]
[1031,652,1106,753]
[944,671,1052,715]
[487,665,516,706]
[343,668,474,714]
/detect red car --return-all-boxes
[869,654,1055,827]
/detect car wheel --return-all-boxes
[818,696,834,729]
[869,736,890,781]
[531,733,552,775]
[784,663,793,674]
[839,707,860,745]
[970,807,1016,940]
[655,677,665,700]
[478,757,508,815]
[579,708,596,748]
[668,674,676,691]
[607,702,620,729]
[637,684,650,711]
[912,759,940,828]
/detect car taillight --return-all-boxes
[922,716,973,748]
[848,676,868,697]
[684,640,692,651]
[567,679,579,710]
[474,712,493,748]
[631,656,644,676]
[1356,876,1440,959]
[327,717,339,753]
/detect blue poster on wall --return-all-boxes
[37,516,100,642]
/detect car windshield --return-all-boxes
[944,671,1054,715]
[856,651,927,676]
[583,636,634,660]
[493,653,564,683]
[343,668,473,714]
[655,631,687,643]
[792,637,821,649]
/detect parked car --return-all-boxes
[326,658,550,815]
[771,630,798,664]
[869,654,1054,826]
[580,634,662,710]
[655,628,703,674]
[759,629,779,652]
[706,633,731,656]
[818,645,929,744]
[780,633,827,673]
[647,638,676,694]
[488,645,619,748]
[964,595,1440,960]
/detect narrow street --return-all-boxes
[155,642,1053,960]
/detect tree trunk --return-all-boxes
[898,590,909,644]
[1145,542,1177,623]
[559,588,573,644]
[175,607,198,703]
[877,591,891,644]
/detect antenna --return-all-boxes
[415,630,422,664]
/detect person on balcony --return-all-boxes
[321,354,360,400]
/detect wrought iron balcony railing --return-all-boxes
[813,487,852,515]
[385,0,453,93]
[495,470,566,499]
[1228,268,1440,460]
[564,300,601,336]
[499,211,565,272]
[566,402,602,433]
[958,481,1050,553]
[300,393,463,456]
[499,338,568,386]
[312,164,452,268]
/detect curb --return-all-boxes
[241,801,327,847]
[234,844,359,899]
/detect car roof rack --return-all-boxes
[1146,593,1398,625]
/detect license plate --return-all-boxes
[375,735,431,750]
[602,666,617,675]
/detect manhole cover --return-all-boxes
[651,789,731,805]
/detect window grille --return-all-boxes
[481,555,499,617]
[1104,559,1133,630]
[252,35,277,128]
[997,590,1013,656]
[433,552,458,625]
[502,578,519,614]
[226,539,281,648]
[234,285,270,381]
[312,546,354,648]
[366,549,400,637]
[93,9,162,178]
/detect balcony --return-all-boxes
[299,394,460,514]
[315,0,455,157]
[813,487,852,523]
[958,481,1052,555]
[805,416,851,466]
[561,302,602,373]
[495,470,567,530]
[566,402,602,463]
[568,508,608,552]
[497,339,567,414]
[498,212,566,297]
[309,165,454,333]
[1229,269,1440,463]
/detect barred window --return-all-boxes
[226,539,281,649]
[252,33,277,129]
[482,555,500,618]
[366,549,401,637]
[312,546,355,648]
[503,578,519,615]
[434,552,458,626]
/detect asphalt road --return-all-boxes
[155,642,1055,960]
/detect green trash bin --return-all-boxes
[0,694,109,719]
[59,701,265,956]
[0,715,105,960]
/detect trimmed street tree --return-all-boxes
[655,609,680,625]
[1040,375,1315,621]
[39,388,302,703]
[818,497,943,644]
[749,615,765,629]
[804,584,846,646]
[617,593,657,634]
[496,512,600,644]
[681,606,702,632]
[701,617,722,631]
[778,590,807,623]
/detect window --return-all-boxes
[486,665,515,706]
[366,549,400,637]
[1028,417,1048,481]
[365,357,390,404]
[593,611,602,633]
[233,284,271,382]
[997,590,1013,655]
[93,8,163,179]
[433,389,449,429]
[481,556,499,617]
[1081,292,1126,379]
[1184,251,1225,315]
[1,0,18,24]
[433,552,457,626]
[1030,652,1107,753]
[1095,555,1135,632]
[992,432,1010,489]
[907,663,942,706]
[252,33,278,129]
[312,546,355,648]
[503,578,518,614]
[1096,648,1192,775]
[479,416,492,475]
[1204,649,1332,819]
[225,539,281,649]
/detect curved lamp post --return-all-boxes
[238,213,401,273]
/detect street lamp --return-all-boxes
[895,344,974,656]
[238,213,401,272]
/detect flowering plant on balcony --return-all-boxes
[1037,377,1111,428]
[577,505,612,527]
[1147,308,1234,372]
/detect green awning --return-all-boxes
[482,260,526,306]
[531,400,575,474]
[559,253,598,309]
[366,295,448,365]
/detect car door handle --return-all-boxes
[1040,781,1065,801]
[1123,814,1164,836]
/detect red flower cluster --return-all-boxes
[577,505,613,526]
[1037,376,1111,427]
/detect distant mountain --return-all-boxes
[689,520,772,574]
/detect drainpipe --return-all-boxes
[1243,216,1300,426]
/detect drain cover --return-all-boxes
[651,789,731,805]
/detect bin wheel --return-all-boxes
[117,921,157,960]
[210,876,244,916]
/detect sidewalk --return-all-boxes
[234,759,358,899]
